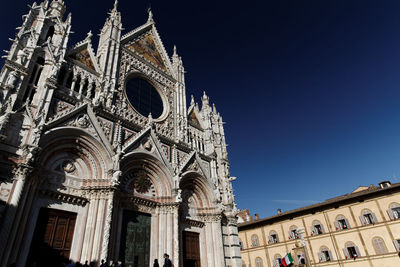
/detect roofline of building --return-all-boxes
[238,182,400,230]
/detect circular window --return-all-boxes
[125,77,164,118]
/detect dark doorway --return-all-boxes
[183,231,201,267]
[26,208,77,267]
[119,210,151,267]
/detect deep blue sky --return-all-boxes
[3,1,400,218]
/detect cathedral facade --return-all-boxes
[0,1,241,266]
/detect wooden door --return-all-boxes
[183,231,201,267]
[27,208,77,267]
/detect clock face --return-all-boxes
[125,77,164,119]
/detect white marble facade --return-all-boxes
[0,1,241,266]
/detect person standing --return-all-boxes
[100,259,108,267]
[163,254,173,267]
[153,259,160,267]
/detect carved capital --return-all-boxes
[12,164,34,180]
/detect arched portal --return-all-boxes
[179,171,223,267]
[22,127,113,266]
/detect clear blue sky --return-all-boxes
[2,0,400,218]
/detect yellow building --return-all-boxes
[238,181,400,267]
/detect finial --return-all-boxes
[85,30,93,41]
[190,95,194,105]
[173,45,177,56]
[202,91,207,99]
[147,6,154,23]
[113,0,118,11]
[212,103,217,114]
[147,113,153,125]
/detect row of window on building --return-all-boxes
[241,203,400,248]
[242,239,400,267]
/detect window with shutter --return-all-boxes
[393,239,400,252]
[347,246,357,258]
[255,257,263,267]
[251,234,259,247]
[392,207,400,219]
[314,224,323,234]
[344,242,359,259]
[338,219,348,229]
[344,218,351,229]
[361,210,375,225]
[354,246,361,258]
[372,237,387,255]
[312,220,324,235]
[342,248,349,259]
[270,234,278,244]
[319,246,331,262]
[273,254,282,267]
[289,226,298,239]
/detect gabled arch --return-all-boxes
[120,151,173,198]
[38,127,113,186]
[179,171,216,210]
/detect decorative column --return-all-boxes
[0,164,32,267]
[69,76,77,96]
[101,190,114,261]
[86,83,93,98]
[172,204,179,267]
[224,216,242,267]
[212,216,224,267]
[78,79,85,100]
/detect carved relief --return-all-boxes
[97,117,113,140]
[161,144,170,161]
[76,114,90,128]
[49,98,74,120]
[62,160,76,173]
[122,128,136,145]
[123,168,155,197]
[187,160,200,172]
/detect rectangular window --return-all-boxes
[347,247,358,258]
[315,224,323,234]
[271,234,278,243]
[322,251,331,261]
[364,213,374,224]
[338,219,348,229]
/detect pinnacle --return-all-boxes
[147,7,154,23]
[85,31,93,41]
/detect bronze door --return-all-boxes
[183,231,201,267]
[27,208,77,267]
[119,211,151,267]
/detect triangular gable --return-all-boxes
[67,34,101,74]
[121,126,174,176]
[122,21,173,74]
[44,104,114,155]
[179,152,210,180]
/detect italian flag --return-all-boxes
[282,253,294,266]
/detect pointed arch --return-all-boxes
[120,151,174,198]
[38,127,113,186]
[179,171,216,210]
